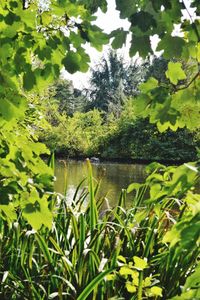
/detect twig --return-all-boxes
[182,0,200,42]
[174,71,199,92]
[22,0,27,10]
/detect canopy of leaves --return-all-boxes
[87,50,151,115]
[113,0,200,130]
[49,79,87,116]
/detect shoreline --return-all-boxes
[50,153,191,166]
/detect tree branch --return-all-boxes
[174,71,200,92]
[22,0,26,10]
[182,0,200,42]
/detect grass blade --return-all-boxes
[77,268,114,300]
[35,233,53,265]
[48,151,55,171]
[86,159,98,233]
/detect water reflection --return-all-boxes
[54,160,146,207]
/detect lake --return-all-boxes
[54,159,147,207]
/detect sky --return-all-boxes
[63,0,196,89]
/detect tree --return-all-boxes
[87,51,171,116]
[87,50,126,113]
[87,50,151,114]
[51,79,87,116]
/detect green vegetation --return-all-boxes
[1,161,200,299]
[38,52,199,162]
[40,97,199,162]
[0,0,200,299]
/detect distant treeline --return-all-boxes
[37,51,200,162]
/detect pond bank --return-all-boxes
[51,152,190,166]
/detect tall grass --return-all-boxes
[0,161,199,299]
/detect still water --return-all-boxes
[54,160,146,207]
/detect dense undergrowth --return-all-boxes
[39,106,199,162]
[1,160,199,299]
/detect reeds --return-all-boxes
[0,161,199,299]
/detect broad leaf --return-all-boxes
[165,62,186,85]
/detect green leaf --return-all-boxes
[0,43,13,61]
[197,42,200,62]
[126,282,137,293]
[77,47,90,72]
[66,3,87,17]
[19,4,36,27]
[10,1,18,9]
[130,35,152,58]
[23,70,36,91]
[41,11,53,25]
[62,51,81,74]
[116,0,136,18]
[130,12,157,32]
[183,263,200,293]
[3,21,23,38]
[150,183,162,199]
[157,36,186,59]
[170,289,200,300]
[150,0,172,11]
[106,274,116,281]
[35,233,53,264]
[111,29,128,49]
[22,197,52,230]
[87,25,109,51]
[149,286,163,297]
[4,11,20,25]
[143,276,152,287]
[140,77,158,93]
[163,228,180,246]
[134,211,148,223]
[35,46,52,61]
[119,266,136,277]
[77,268,114,300]
[127,183,142,193]
[133,256,148,270]
[87,159,98,233]
[0,203,17,221]
[117,255,127,264]
[165,62,186,85]
[0,96,27,122]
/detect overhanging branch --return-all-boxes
[175,71,200,92]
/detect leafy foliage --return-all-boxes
[87,50,127,113]
[0,0,109,226]
[165,62,187,85]
[39,93,199,162]
[50,79,87,116]
[100,115,199,162]
[86,50,152,114]
[39,109,117,157]
[113,0,200,130]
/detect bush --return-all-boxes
[40,110,117,157]
[39,99,199,162]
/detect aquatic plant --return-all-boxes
[0,161,199,299]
